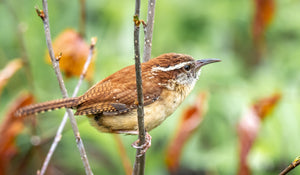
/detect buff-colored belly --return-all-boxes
[87,89,186,134]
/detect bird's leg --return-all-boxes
[114,130,152,156]
[131,132,152,157]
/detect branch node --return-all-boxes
[56,52,62,61]
[76,132,81,142]
[90,37,97,49]
[141,20,147,28]
[35,7,45,20]
[280,156,300,175]
[133,15,145,27]
[293,156,300,167]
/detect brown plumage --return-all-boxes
[15,53,220,134]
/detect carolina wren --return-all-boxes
[15,53,220,135]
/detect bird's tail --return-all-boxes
[15,97,79,117]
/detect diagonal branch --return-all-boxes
[279,156,300,175]
[143,0,156,62]
[36,1,93,174]
[38,38,97,175]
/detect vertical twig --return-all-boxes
[143,0,156,62]
[79,0,86,37]
[36,1,93,175]
[38,38,97,175]
[132,0,146,174]
[132,0,156,174]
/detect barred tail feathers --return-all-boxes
[15,97,79,117]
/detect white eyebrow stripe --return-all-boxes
[151,61,194,72]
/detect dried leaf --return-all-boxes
[237,93,281,175]
[253,93,281,120]
[0,58,23,96]
[252,0,275,41]
[165,92,207,172]
[251,0,275,64]
[0,93,35,175]
[45,29,95,80]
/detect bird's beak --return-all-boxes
[195,59,221,69]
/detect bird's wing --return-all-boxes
[75,65,162,116]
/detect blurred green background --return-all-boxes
[1,0,300,174]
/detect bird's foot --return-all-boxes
[131,132,152,157]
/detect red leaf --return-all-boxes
[237,93,281,175]
[252,0,275,42]
[0,93,35,175]
[165,92,207,173]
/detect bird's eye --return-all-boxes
[184,64,191,71]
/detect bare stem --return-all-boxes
[279,156,300,175]
[37,1,93,174]
[143,0,156,62]
[39,37,96,175]
[132,0,146,174]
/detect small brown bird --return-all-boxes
[15,53,220,151]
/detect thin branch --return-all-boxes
[132,0,146,174]
[36,1,93,175]
[279,156,300,175]
[143,0,156,62]
[79,0,86,37]
[38,37,97,175]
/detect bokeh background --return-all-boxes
[1,0,300,174]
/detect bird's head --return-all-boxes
[149,53,220,89]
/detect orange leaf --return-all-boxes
[237,93,281,175]
[252,0,275,42]
[0,93,35,175]
[0,58,23,96]
[165,92,207,173]
[45,29,95,80]
[253,93,281,120]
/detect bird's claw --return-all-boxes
[131,132,152,157]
